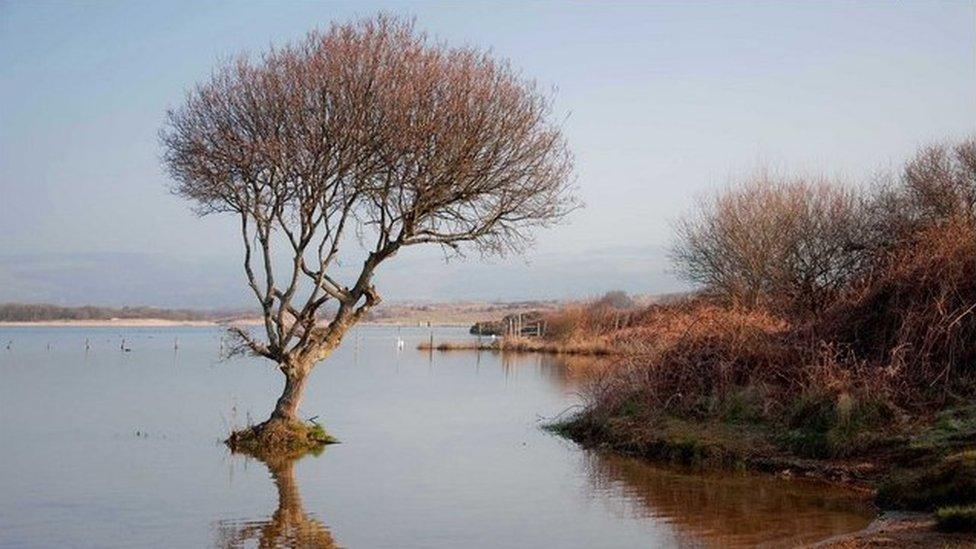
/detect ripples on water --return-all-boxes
[0,326,873,548]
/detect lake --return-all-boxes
[0,325,873,548]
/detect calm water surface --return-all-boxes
[0,326,873,548]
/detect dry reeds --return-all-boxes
[417,336,614,355]
[812,219,976,407]
[576,137,976,426]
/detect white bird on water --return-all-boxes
[396,327,405,350]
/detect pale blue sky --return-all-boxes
[1,1,974,306]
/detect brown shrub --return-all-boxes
[878,140,976,239]
[577,297,797,421]
[418,336,613,355]
[574,138,976,429]
[581,223,976,422]
[543,298,646,343]
[813,219,976,406]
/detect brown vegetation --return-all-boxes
[418,291,648,353]
[555,138,976,525]
[417,335,613,355]
[814,219,976,406]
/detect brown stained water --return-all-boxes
[0,326,873,548]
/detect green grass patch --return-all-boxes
[911,405,976,452]
[877,450,976,511]
[306,419,334,444]
[719,387,765,424]
[935,504,976,533]
[777,391,890,458]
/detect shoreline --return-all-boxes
[551,410,976,547]
[417,337,615,355]
[813,511,976,548]
[0,319,475,328]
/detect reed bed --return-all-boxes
[417,336,614,356]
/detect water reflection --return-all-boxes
[498,352,612,391]
[214,452,338,549]
[0,327,876,547]
[583,452,874,547]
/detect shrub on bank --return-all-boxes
[543,291,643,344]
[560,137,976,468]
[813,219,976,406]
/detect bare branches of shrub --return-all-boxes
[581,137,976,427]
[866,138,976,250]
[671,175,872,314]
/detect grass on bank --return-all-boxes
[936,505,976,533]
[877,450,976,511]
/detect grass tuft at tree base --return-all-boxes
[226,418,337,460]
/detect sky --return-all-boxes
[1,1,974,307]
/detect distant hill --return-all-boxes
[365,299,564,326]
[0,303,241,323]
[0,293,672,325]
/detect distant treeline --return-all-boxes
[0,303,238,322]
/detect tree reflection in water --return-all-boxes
[583,451,874,547]
[215,450,337,549]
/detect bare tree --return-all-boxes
[671,139,976,315]
[867,138,976,247]
[160,15,574,447]
[671,175,870,313]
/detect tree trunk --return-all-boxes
[269,368,309,423]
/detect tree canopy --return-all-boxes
[161,15,575,366]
